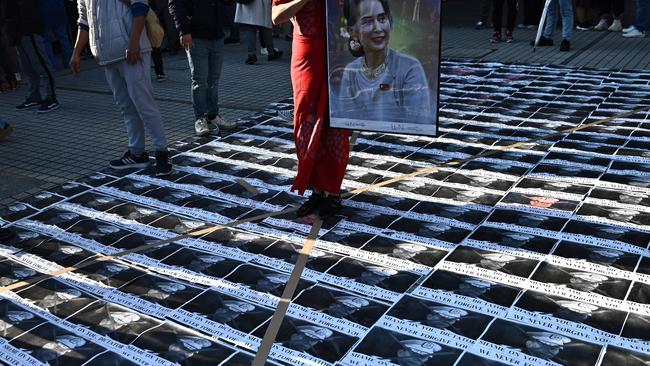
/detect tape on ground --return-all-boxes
[252,219,323,366]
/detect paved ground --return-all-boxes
[1,5,650,204]
[0,59,649,365]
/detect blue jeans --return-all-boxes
[635,0,650,32]
[43,24,73,69]
[543,0,574,41]
[187,38,224,119]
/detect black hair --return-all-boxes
[343,0,392,57]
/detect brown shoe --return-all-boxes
[0,123,13,142]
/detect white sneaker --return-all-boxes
[623,25,637,33]
[194,118,210,136]
[260,47,280,56]
[209,115,236,130]
[594,18,608,31]
[623,28,646,38]
[608,19,623,32]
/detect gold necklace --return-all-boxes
[361,61,387,80]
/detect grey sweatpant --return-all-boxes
[17,34,56,102]
[104,53,167,155]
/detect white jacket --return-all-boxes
[78,0,152,65]
[235,0,272,29]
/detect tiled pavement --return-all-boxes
[2,9,650,203]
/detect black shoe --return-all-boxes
[37,98,60,113]
[155,150,173,176]
[560,39,571,52]
[245,54,257,65]
[224,37,240,45]
[16,98,40,111]
[530,36,554,46]
[268,49,283,61]
[475,20,486,30]
[319,195,342,218]
[156,73,167,82]
[0,227,15,241]
[296,192,323,218]
[109,151,151,169]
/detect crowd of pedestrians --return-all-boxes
[478,0,650,51]
[0,0,287,174]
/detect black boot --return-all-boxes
[296,192,323,218]
[319,195,342,218]
[245,54,257,65]
[267,49,283,61]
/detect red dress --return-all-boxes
[272,0,350,195]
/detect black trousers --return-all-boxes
[600,0,624,17]
[492,0,518,32]
[523,0,545,25]
[152,47,164,75]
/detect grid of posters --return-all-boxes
[1,61,650,365]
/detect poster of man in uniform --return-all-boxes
[327,0,441,136]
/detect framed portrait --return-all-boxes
[327,0,441,136]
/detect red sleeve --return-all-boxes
[272,0,290,5]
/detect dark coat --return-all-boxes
[168,0,224,40]
[2,0,44,46]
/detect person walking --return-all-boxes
[236,0,283,64]
[271,0,350,218]
[169,0,236,136]
[70,0,173,175]
[534,0,573,51]
[5,0,59,113]
[491,0,517,43]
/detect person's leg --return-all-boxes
[17,37,42,103]
[42,28,57,68]
[599,0,610,17]
[187,39,210,119]
[123,52,167,153]
[559,0,574,40]
[230,22,241,40]
[492,0,505,33]
[612,0,624,17]
[22,34,57,104]
[104,62,147,156]
[206,39,223,119]
[261,27,282,59]
[480,0,492,22]
[244,24,257,55]
[152,47,164,76]
[636,0,650,32]
[543,0,558,38]
[54,23,73,67]
[506,0,518,31]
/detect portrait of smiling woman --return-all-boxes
[330,0,438,134]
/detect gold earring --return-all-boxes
[349,39,361,52]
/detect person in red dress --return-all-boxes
[272,0,350,218]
